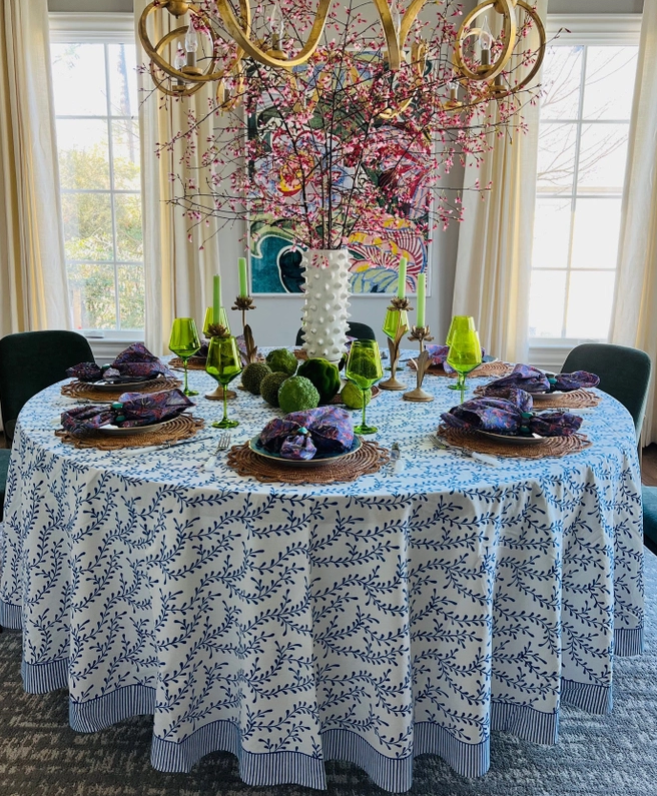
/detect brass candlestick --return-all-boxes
[380,297,412,391]
[231,295,258,365]
[403,326,435,403]
[204,323,236,402]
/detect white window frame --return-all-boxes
[50,12,144,357]
[529,13,641,373]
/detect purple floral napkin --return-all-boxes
[61,388,193,437]
[425,345,486,372]
[441,387,583,437]
[259,406,355,461]
[482,364,599,396]
[66,343,171,383]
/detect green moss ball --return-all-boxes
[260,371,289,407]
[241,362,272,395]
[297,358,341,404]
[278,375,320,414]
[266,348,298,376]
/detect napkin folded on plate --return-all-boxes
[482,364,599,396]
[61,388,193,436]
[259,406,354,461]
[66,343,171,383]
[440,387,583,437]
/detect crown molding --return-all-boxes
[49,12,134,42]
[547,13,641,44]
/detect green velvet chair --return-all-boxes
[562,343,652,442]
[0,330,94,444]
[295,321,376,346]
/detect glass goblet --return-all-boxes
[345,339,384,435]
[169,318,201,396]
[206,336,242,428]
[446,327,482,399]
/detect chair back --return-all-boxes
[295,322,376,347]
[562,343,652,440]
[0,330,94,443]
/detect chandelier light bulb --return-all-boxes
[269,2,285,50]
[185,26,199,53]
[479,15,493,66]
[390,0,401,36]
[174,51,186,70]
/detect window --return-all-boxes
[528,18,639,346]
[50,14,144,336]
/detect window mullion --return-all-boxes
[561,45,588,339]
[104,42,121,331]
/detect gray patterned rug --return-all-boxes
[1,551,656,796]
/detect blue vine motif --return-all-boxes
[0,356,644,791]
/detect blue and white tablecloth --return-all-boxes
[0,357,644,791]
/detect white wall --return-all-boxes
[49,0,133,10]
[550,0,642,11]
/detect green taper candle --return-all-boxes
[238,257,248,297]
[213,275,220,324]
[397,257,407,299]
[416,273,426,328]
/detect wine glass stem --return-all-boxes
[457,373,465,390]
[361,391,367,429]
[222,389,229,424]
[182,360,189,393]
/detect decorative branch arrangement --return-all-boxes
[141,0,546,265]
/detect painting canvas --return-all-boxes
[247,60,432,296]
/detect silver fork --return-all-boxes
[204,432,231,470]
[432,435,500,467]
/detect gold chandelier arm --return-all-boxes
[482,1,546,100]
[139,1,243,84]
[214,0,331,69]
[371,0,427,71]
[453,0,517,82]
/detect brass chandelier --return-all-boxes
[139,0,546,106]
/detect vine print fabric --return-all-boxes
[0,359,644,791]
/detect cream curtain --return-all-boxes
[609,0,657,444]
[0,0,70,335]
[135,1,221,356]
[451,0,547,364]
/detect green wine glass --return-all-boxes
[345,339,384,435]
[206,336,242,428]
[202,306,231,336]
[169,318,201,396]
[446,324,482,399]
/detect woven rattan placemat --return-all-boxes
[226,440,390,484]
[473,386,602,410]
[61,376,182,402]
[170,357,207,371]
[410,360,514,379]
[55,414,204,451]
[438,427,591,459]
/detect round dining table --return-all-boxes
[0,356,644,792]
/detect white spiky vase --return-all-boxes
[301,249,351,365]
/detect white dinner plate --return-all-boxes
[249,435,362,467]
[477,430,548,445]
[98,417,178,436]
